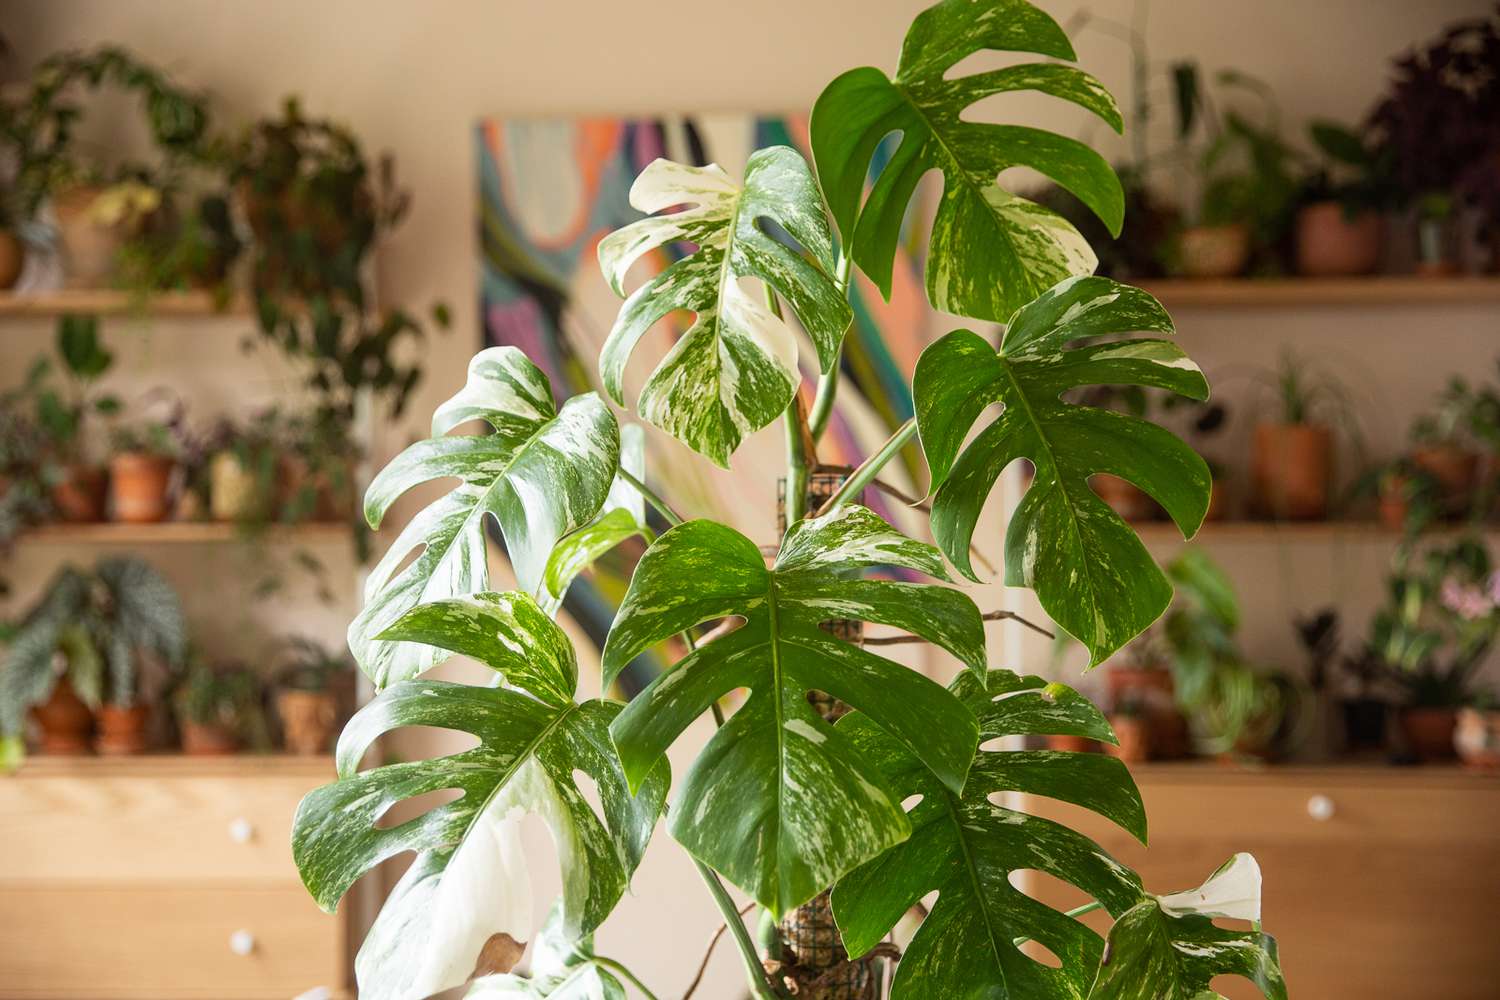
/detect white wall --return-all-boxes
[2,1,1494,996]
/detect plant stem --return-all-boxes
[809,253,853,443]
[619,468,684,527]
[770,288,811,529]
[813,417,918,518]
[591,956,663,1000]
[1012,901,1104,947]
[693,858,782,1000]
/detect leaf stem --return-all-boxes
[771,288,811,529]
[813,417,918,518]
[808,251,853,443]
[592,955,663,1000]
[1011,900,1104,947]
[693,858,783,1000]
[619,468,684,527]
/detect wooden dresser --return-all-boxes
[1023,764,1500,1000]
[0,755,349,1000]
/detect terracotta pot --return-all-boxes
[180,721,240,756]
[1205,478,1230,522]
[0,230,25,289]
[52,185,127,288]
[1411,445,1479,513]
[1399,707,1458,762]
[1105,715,1150,763]
[1252,423,1331,520]
[1377,476,1411,532]
[1044,733,1096,753]
[277,456,351,522]
[1295,202,1383,277]
[277,689,337,755]
[109,453,175,524]
[50,463,108,522]
[1178,224,1250,279]
[1454,708,1500,770]
[95,704,150,755]
[1092,474,1158,521]
[209,452,269,522]
[31,679,94,755]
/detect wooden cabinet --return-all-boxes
[1021,765,1500,1000]
[0,756,349,1000]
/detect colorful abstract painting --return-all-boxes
[476,114,937,689]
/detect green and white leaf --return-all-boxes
[602,505,985,916]
[353,347,619,687]
[1089,854,1288,1000]
[810,0,1123,322]
[832,669,1148,1000]
[465,903,626,1000]
[914,276,1211,665]
[597,147,852,467]
[293,593,667,1000]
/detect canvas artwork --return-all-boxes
[475,113,940,686]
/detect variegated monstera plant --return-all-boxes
[293,2,1290,998]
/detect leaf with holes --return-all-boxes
[831,668,1148,1000]
[352,346,619,687]
[1089,854,1288,1000]
[293,593,667,1000]
[597,147,852,466]
[602,505,984,916]
[811,0,1123,322]
[914,276,1211,665]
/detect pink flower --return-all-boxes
[1441,578,1493,621]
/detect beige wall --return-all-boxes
[2,1,1495,996]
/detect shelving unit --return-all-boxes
[1136,275,1500,308]
[17,521,352,546]
[0,288,250,317]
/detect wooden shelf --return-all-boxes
[1136,276,1500,308]
[17,521,350,545]
[7,752,335,778]
[0,288,250,318]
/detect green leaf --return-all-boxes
[832,669,1147,1000]
[1309,120,1370,168]
[597,146,852,467]
[293,595,667,1000]
[352,347,619,687]
[602,505,984,916]
[810,0,1123,323]
[914,276,1211,665]
[57,313,111,378]
[1088,854,1288,1000]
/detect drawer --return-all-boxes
[0,769,329,884]
[0,884,346,999]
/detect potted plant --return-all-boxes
[1295,120,1394,276]
[273,637,348,755]
[107,418,178,524]
[279,408,359,524]
[29,314,121,522]
[1455,692,1500,770]
[289,6,1289,997]
[0,558,184,758]
[1104,696,1150,763]
[1409,378,1485,517]
[1363,457,1442,535]
[0,389,52,548]
[115,192,242,304]
[1251,351,1352,521]
[207,411,280,524]
[172,659,263,755]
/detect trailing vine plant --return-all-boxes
[293,3,1289,999]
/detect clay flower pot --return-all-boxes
[209,452,268,522]
[51,185,128,288]
[1105,715,1150,763]
[1044,734,1096,753]
[1411,445,1479,514]
[95,704,150,755]
[1178,224,1250,279]
[1454,708,1500,770]
[31,679,94,755]
[1399,707,1458,762]
[1205,479,1230,522]
[277,688,337,755]
[0,230,25,289]
[180,721,240,756]
[1092,474,1158,521]
[1377,475,1412,532]
[1295,202,1383,277]
[1252,423,1332,520]
[51,463,108,523]
[109,453,175,524]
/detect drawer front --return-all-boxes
[1021,776,1500,1000]
[0,773,324,883]
[0,884,345,999]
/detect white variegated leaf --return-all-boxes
[351,347,619,687]
[597,147,851,467]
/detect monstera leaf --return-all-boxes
[597,146,852,466]
[465,903,625,1000]
[811,0,1123,322]
[293,593,667,1000]
[352,346,619,687]
[1089,854,1288,1000]
[914,276,1211,665]
[602,505,985,915]
[832,669,1148,1000]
